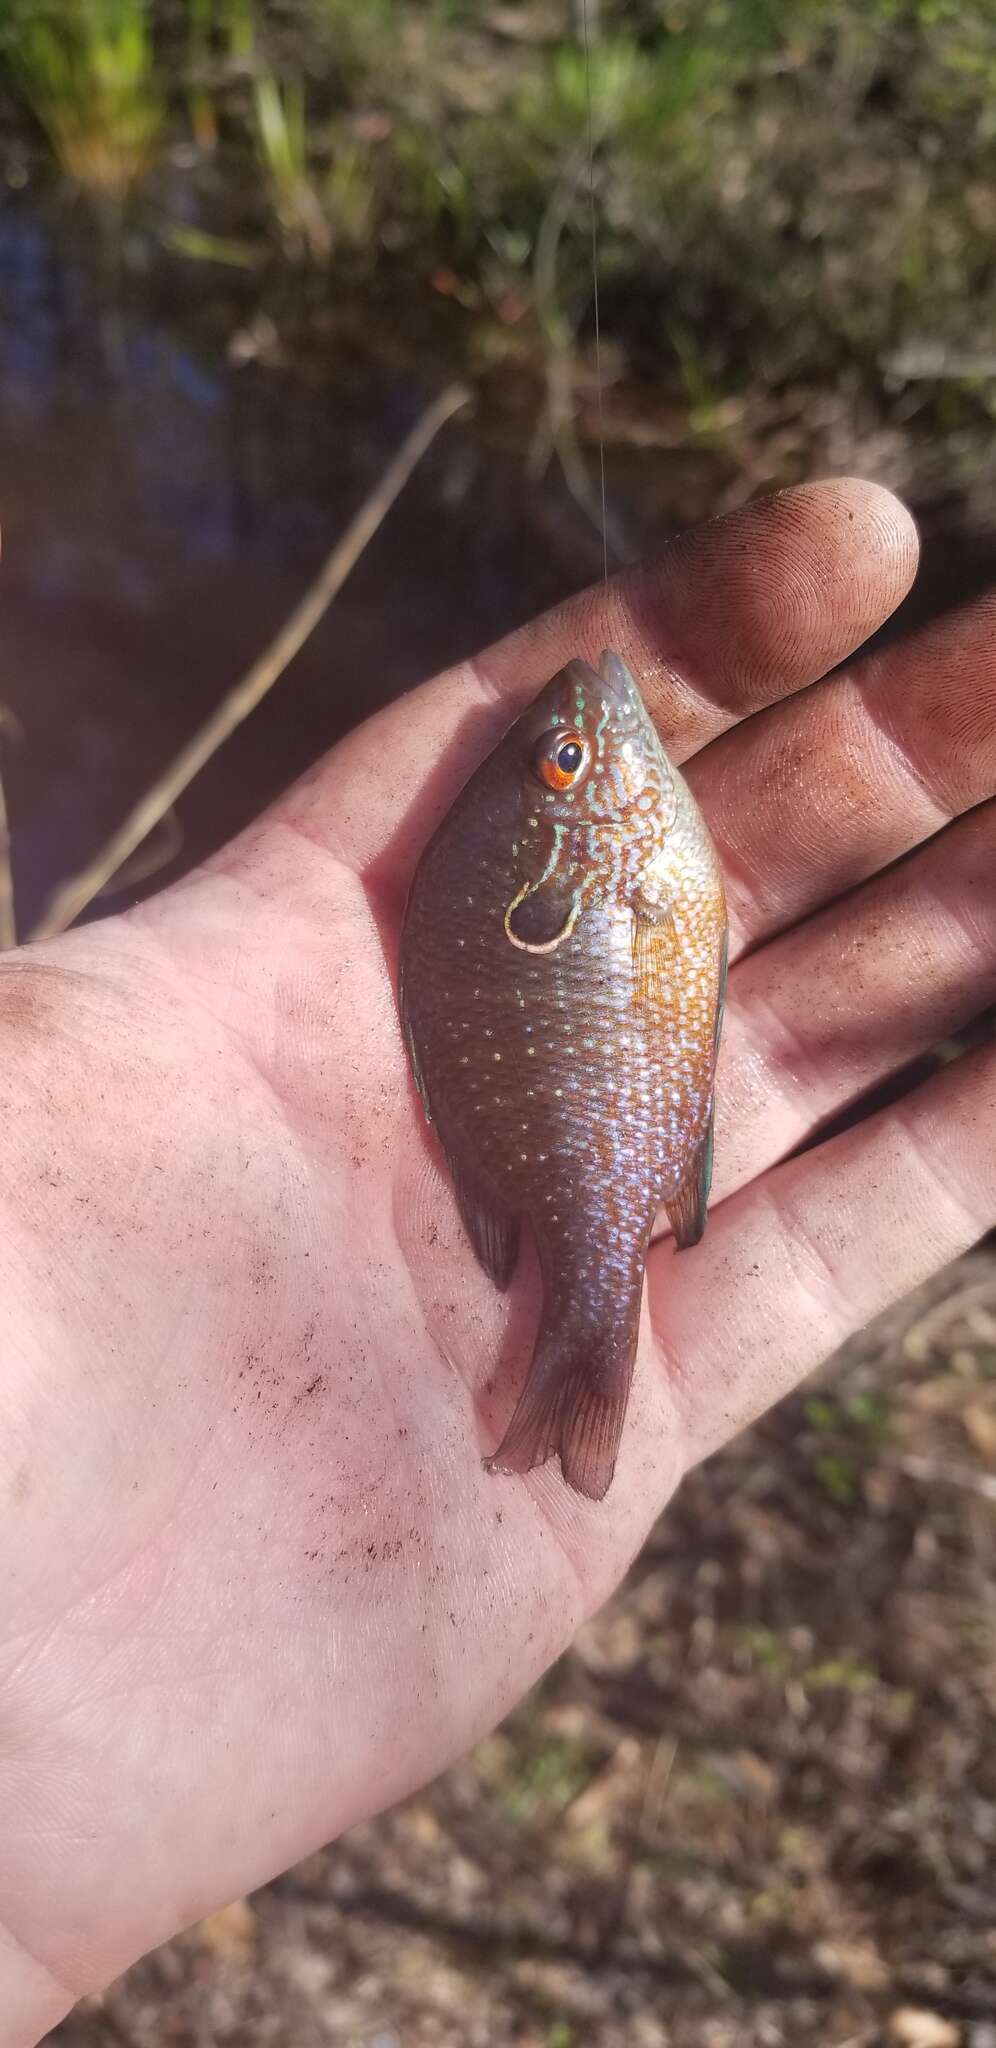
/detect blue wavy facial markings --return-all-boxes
[520,679,677,912]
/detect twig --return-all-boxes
[681,1940,740,2007]
[96,804,184,896]
[31,383,472,941]
[636,1731,678,1842]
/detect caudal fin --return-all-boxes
[485,1333,633,1503]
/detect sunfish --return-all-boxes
[399,651,727,1500]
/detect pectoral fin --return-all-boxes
[631,898,678,1010]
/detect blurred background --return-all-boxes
[1,1,993,2042]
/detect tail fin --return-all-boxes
[485,1326,635,1502]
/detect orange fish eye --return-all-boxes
[533,727,592,792]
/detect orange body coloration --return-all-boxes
[399,652,727,1501]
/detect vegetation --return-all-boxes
[3,0,163,197]
[1,0,994,469]
[251,67,331,258]
[250,62,377,259]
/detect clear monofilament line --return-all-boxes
[580,0,609,586]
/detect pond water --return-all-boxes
[1,196,993,938]
[0,196,626,932]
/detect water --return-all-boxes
[0,197,618,933]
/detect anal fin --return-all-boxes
[450,1156,520,1291]
[665,1103,715,1250]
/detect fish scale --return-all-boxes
[399,651,727,1500]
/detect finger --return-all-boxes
[701,796,996,1211]
[648,1039,996,1466]
[689,590,996,956]
[290,479,917,879]
[475,476,917,732]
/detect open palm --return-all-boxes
[2,479,994,2043]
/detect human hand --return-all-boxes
[2,479,994,2043]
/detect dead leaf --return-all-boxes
[962,1399,996,1464]
[192,1897,257,1962]
[813,1936,891,1991]
[888,2009,961,2048]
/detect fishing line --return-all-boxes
[580,0,609,587]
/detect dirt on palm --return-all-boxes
[54,1245,996,2048]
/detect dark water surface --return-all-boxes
[0,198,622,933]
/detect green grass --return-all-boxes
[250,66,378,263]
[183,0,255,149]
[252,68,331,260]
[225,0,255,64]
[495,1725,600,1823]
[5,0,162,198]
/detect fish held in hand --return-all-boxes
[399,651,727,1502]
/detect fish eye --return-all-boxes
[532,726,592,792]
